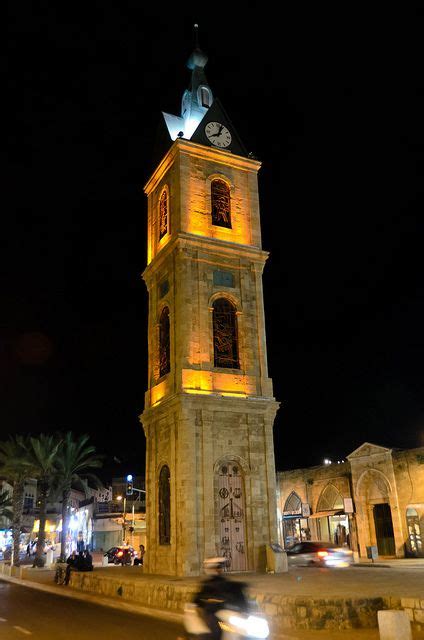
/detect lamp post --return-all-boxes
[116,495,127,544]
[118,478,146,548]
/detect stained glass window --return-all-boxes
[213,298,239,369]
[211,179,231,228]
[159,190,168,240]
[159,307,170,377]
[159,465,170,545]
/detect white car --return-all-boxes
[286,540,354,567]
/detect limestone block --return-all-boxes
[264,603,278,616]
[401,598,417,609]
[377,610,412,640]
[415,609,424,624]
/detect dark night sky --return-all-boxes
[3,4,424,480]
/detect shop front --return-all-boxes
[308,509,350,545]
[405,507,423,557]
[282,492,311,547]
[63,506,94,555]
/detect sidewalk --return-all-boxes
[357,557,424,569]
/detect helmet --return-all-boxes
[203,556,226,573]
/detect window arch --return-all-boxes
[158,465,170,545]
[198,85,212,108]
[316,484,344,512]
[213,298,239,369]
[159,189,168,240]
[211,179,231,228]
[159,307,170,377]
[283,492,302,514]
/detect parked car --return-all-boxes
[104,545,137,565]
[286,541,354,568]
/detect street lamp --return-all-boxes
[116,495,127,544]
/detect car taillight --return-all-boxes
[117,551,123,557]
[317,551,328,557]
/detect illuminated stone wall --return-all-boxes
[141,139,279,575]
[277,443,424,558]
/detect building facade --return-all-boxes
[140,38,279,576]
[277,442,424,558]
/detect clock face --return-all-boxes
[204,121,232,148]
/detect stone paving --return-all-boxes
[70,563,424,598]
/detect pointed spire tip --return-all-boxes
[193,23,200,49]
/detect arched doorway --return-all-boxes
[282,492,310,547]
[357,469,396,557]
[406,508,423,557]
[314,484,348,545]
[373,504,395,556]
[217,462,246,571]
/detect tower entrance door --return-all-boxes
[373,503,395,556]
[217,462,247,571]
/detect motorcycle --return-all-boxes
[183,602,270,639]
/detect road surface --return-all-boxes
[0,579,185,639]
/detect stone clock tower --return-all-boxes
[140,34,279,576]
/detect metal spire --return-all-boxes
[193,23,200,49]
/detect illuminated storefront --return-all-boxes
[281,492,311,547]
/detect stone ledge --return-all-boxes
[68,571,424,633]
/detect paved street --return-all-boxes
[0,579,184,639]
[2,565,424,640]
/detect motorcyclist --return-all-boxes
[193,557,248,639]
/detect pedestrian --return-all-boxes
[64,551,77,585]
[81,550,93,571]
[139,544,145,566]
[76,531,85,553]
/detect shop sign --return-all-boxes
[301,503,311,517]
[343,497,354,513]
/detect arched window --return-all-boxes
[316,484,344,512]
[211,179,231,228]
[283,492,302,514]
[198,85,212,108]
[159,189,168,240]
[406,508,423,556]
[158,465,170,545]
[213,298,239,369]
[159,307,170,377]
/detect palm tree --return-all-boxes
[27,434,61,567]
[0,436,35,566]
[0,489,13,522]
[55,432,103,560]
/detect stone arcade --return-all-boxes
[140,36,279,576]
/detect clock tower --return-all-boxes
[141,32,279,576]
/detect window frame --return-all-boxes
[212,297,240,369]
[211,179,232,229]
[158,186,170,242]
[158,465,171,545]
[158,306,171,378]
